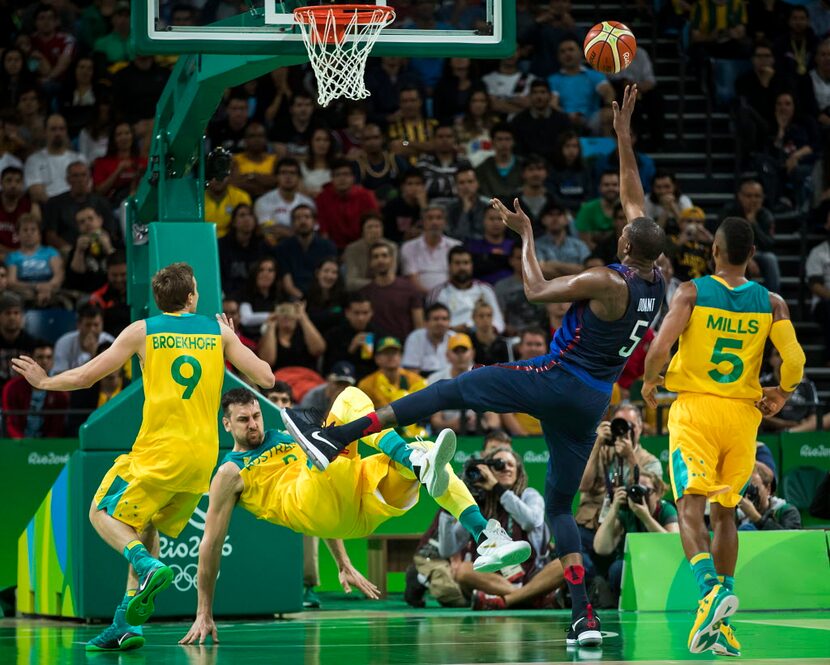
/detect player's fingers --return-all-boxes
[212,628,219,643]
[342,579,352,593]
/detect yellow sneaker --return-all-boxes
[712,622,741,657]
[688,584,739,654]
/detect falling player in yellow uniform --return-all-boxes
[179,386,532,645]
[642,218,805,656]
[12,263,274,652]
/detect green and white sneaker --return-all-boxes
[86,623,144,652]
[125,564,173,626]
[712,622,741,657]
[303,586,322,609]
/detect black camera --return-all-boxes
[604,417,633,445]
[463,457,507,485]
[744,483,761,510]
[626,484,650,505]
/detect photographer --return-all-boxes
[448,448,566,610]
[738,464,802,531]
[593,471,678,598]
[576,404,663,573]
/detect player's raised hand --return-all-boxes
[755,385,790,417]
[612,84,638,136]
[179,613,219,645]
[491,198,531,236]
[641,374,664,409]
[216,312,234,333]
[339,562,381,600]
[10,355,47,389]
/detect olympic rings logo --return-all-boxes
[169,564,199,592]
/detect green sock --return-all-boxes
[690,552,718,597]
[459,505,489,541]
[376,431,415,472]
[123,540,157,579]
[114,590,142,633]
[717,575,735,592]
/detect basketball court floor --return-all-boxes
[4,596,829,664]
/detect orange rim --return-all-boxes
[293,4,395,26]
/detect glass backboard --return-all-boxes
[132,0,515,58]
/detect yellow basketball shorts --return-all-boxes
[668,392,761,508]
[93,454,202,537]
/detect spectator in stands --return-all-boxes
[805,216,830,361]
[360,242,423,341]
[525,0,578,77]
[25,114,85,204]
[0,293,37,390]
[352,123,408,205]
[6,214,64,307]
[429,247,505,332]
[501,327,550,436]
[495,245,546,335]
[593,130,656,194]
[669,206,714,281]
[575,170,619,248]
[774,5,818,80]
[77,99,111,163]
[427,332,500,434]
[239,256,284,337]
[466,299,510,365]
[208,93,250,154]
[593,471,679,598]
[443,166,491,240]
[323,293,381,379]
[809,0,830,38]
[416,124,463,199]
[721,178,781,292]
[401,204,461,293]
[481,51,535,117]
[112,55,170,124]
[43,160,116,253]
[230,123,278,198]
[644,170,694,231]
[433,58,477,122]
[546,300,570,336]
[610,48,664,150]
[315,159,378,249]
[767,91,818,208]
[475,124,522,199]
[0,166,39,259]
[738,463,802,529]
[511,80,571,157]
[2,341,67,438]
[30,4,76,88]
[269,91,316,157]
[592,203,629,265]
[343,212,397,292]
[66,340,126,435]
[300,361,356,416]
[254,157,315,245]
[65,205,116,293]
[305,256,347,337]
[514,155,558,231]
[266,381,294,408]
[464,206,515,285]
[14,87,47,152]
[218,203,267,299]
[812,38,830,148]
[301,128,336,197]
[0,118,25,173]
[455,90,499,167]
[92,121,146,206]
[53,303,113,372]
[334,103,366,158]
[365,57,418,125]
[258,301,325,371]
[402,302,452,376]
[58,57,98,140]
[89,250,129,337]
[0,48,37,113]
[204,173,251,240]
[92,1,133,68]
[221,297,258,363]
[358,336,427,417]
[535,204,590,277]
[761,346,826,431]
[548,35,614,135]
[546,130,593,216]
[276,205,337,299]
[387,86,438,162]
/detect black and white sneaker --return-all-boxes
[281,407,346,470]
[566,604,602,647]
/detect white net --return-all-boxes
[294,6,396,107]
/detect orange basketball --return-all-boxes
[583,21,637,74]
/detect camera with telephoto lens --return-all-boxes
[604,417,633,445]
[626,484,650,505]
[463,457,507,486]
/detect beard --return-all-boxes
[452,271,473,285]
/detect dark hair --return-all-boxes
[35,4,56,20]
[361,210,383,229]
[152,262,195,312]
[523,154,547,170]
[448,246,472,263]
[245,256,282,303]
[738,176,762,193]
[346,292,372,308]
[276,157,301,174]
[520,326,547,343]
[627,216,666,262]
[491,122,513,139]
[425,302,449,319]
[435,121,456,134]
[230,203,256,230]
[292,91,315,105]
[269,381,294,400]
[401,168,425,184]
[307,127,337,169]
[649,169,680,204]
[483,429,512,448]
[558,33,581,49]
[399,85,421,99]
[106,249,126,267]
[753,39,774,54]
[77,302,103,321]
[106,121,138,157]
[461,89,495,135]
[1,166,23,179]
[74,204,100,221]
[369,240,393,256]
[306,255,345,310]
[789,4,808,17]
[552,130,582,170]
[291,204,316,223]
[529,79,551,92]
[330,157,353,174]
[599,169,619,182]
[716,217,755,265]
[221,387,258,415]
[226,91,249,107]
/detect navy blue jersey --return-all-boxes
[545,264,665,390]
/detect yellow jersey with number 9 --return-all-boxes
[130,313,224,492]
[665,276,772,400]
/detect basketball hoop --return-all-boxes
[293,4,396,107]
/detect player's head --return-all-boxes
[152,262,197,313]
[714,217,755,268]
[617,216,665,265]
[222,388,265,450]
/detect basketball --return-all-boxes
[583,21,637,74]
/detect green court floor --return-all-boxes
[3,595,829,665]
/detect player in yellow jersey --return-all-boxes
[642,218,805,656]
[179,386,532,644]
[11,262,274,652]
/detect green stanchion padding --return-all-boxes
[620,530,830,611]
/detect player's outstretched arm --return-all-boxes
[613,84,646,222]
[758,294,806,417]
[642,281,697,408]
[218,314,275,389]
[324,539,381,600]
[11,320,144,391]
[180,464,242,645]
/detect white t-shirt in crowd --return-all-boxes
[24,149,86,198]
[253,188,315,228]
